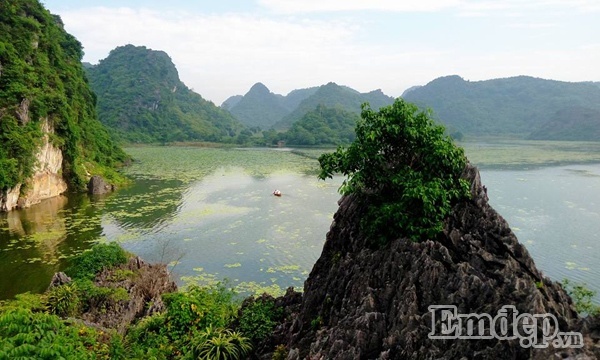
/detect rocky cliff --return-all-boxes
[0,119,68,211]
[1,0,128,212]
[256,164,600,359]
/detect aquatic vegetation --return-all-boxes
[463,140,600,168]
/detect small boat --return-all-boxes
[273,190,282,197]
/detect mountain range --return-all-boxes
[402,75,600,139]
[223,82,395,131]
[82,44,600,143]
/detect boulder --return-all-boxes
[48,272,72,289]
[87,175,114,195]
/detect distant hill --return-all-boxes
[86,45,243,143]
[223,84,318,129]
[528,106,600,141]
[402,75,600,138]
[225,83,293,130]
[221,95,242,110]
[282,105,360,145]
[273,82,395,130]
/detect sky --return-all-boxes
[41,0,600,105]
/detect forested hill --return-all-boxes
[273,82,395,130]
[86,45,244,143]
[402,75,600,139]
[223,83,318,130]
[225,83,297,130]
[0,0,127,192]
[282,105,360,145]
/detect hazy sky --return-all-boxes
[41,0,600,105]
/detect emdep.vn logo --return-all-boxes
[428,305,583,348]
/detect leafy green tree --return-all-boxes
[318,99,470,244]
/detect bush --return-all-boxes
[318,99,470,244]
[562,279,600,316]
[190,325,251,360]
[46,283,80,317]
[75,280,130,313]
[238,298,281,343]
[0,308,96,359]
[162,284,238,340]
[65,242,129,280]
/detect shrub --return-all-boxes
[562,279,600,316]
[318,99,470,244]
[0,308,96,359]
[75,280,129,313]
[272,344,288,360]
[46,283,80,317]
[65,242,129,280]
[238,298,281,343]
[190,325,252,360]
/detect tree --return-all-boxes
[318,99,470,244]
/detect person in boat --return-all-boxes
[273,190,282,196]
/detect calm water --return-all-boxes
[0,146,599,301]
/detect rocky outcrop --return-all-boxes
[87,175,114,195]
[82,256,176,333]
[50,256,177,334]
[0,185,21,212]
[256,164,599,359]
[0,118,68,211]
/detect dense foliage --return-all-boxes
[0,243,286,359]
[319,99,470,243]
[86,45,244,143]
[238,297,282,344]
[64,242,129,280]
[403,75,600,139]
[282,104,359,145]
[0,0,128,191]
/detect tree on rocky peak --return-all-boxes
[318,99,470,244]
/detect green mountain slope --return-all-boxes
[223,83,318,130]
[402,75,600,138]
[274,82,394,130]
[0,0,127,191]
[227,82,290,130]
[86,45,243,143]
[528,106,600,141]
[282,104,360,145]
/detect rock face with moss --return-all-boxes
[0,0,128,212]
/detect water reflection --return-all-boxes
[0,194,104,298]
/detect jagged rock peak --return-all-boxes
[258,163,599,359]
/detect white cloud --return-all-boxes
[54,2,600,105]
[257,0,600,16]
[60,7,362,103]
[257,0,462,13]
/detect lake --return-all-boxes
[1,142,599,301]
